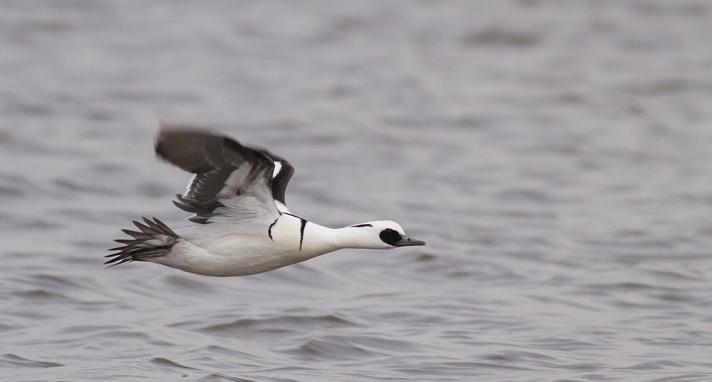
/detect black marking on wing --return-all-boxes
[267,215,280,241]
[155,127,282,224]
[350,223,373,228]
[256,150,295,205]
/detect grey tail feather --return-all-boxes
[105,217,179,267]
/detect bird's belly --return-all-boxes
[217,247,304,276]
[160,237,308,277]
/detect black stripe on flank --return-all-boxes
[350,223,372,228]
[299,218,307,251]
[282,213,308,251]
[267,216,280,241]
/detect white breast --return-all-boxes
[154,214,336,276]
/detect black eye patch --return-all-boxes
[379,228,402,245]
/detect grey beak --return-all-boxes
[394,235,426,247]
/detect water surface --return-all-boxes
[2,1,712,381]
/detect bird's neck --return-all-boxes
[307,223,379,251]
[278,214,381,255]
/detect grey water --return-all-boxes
[2,0,712,381]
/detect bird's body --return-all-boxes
[155,214,329,276]
[106,127,425,277]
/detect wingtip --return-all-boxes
[154,137,167,160]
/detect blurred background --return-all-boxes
[2,0,712,381]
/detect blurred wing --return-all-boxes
[155,126,294,224]
[256,148,294,213]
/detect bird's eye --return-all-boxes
[379,228,402,245]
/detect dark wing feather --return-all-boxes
[155,126,292,224]
[255,149,294,205]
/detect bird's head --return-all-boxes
[345,220,426,249]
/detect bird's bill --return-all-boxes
[394,235,426,246]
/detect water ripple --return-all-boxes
[1,353,63,369]
[2,0,712,380]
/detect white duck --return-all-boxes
[106,127,425,276]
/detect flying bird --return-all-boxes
[106,127,425,276]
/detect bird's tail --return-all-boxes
[105,217,179,266]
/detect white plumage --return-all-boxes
[106,126,425,277]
